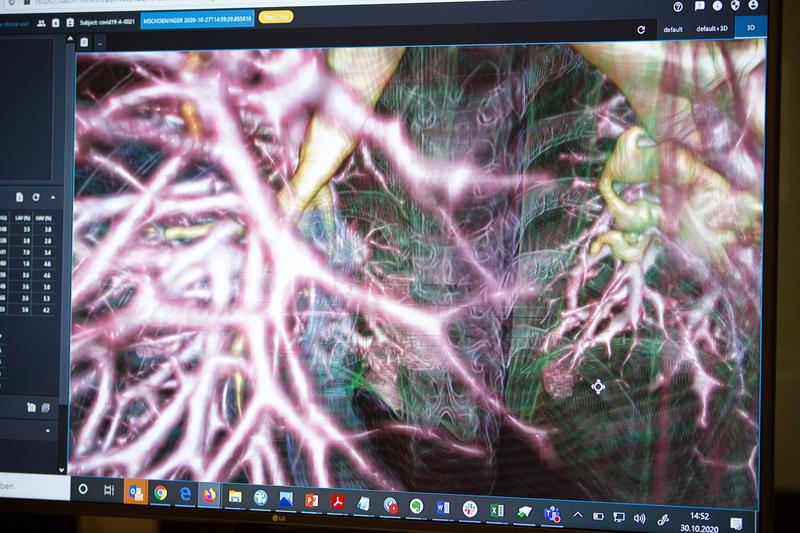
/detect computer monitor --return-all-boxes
[0,0,780,532]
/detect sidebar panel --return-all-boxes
[0,35,69,476]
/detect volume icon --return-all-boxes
[633,513,646,524]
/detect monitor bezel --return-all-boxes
[0,0,783,531]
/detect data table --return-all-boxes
[0,210,61,317]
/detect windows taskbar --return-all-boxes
[40,475,757,533]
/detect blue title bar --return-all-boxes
[141,9,255,30]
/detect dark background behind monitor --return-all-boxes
[2,1,798,530]
[773,0,800,524]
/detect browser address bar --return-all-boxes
[1,0,500,15]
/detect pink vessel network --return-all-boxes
[68,42,764,506]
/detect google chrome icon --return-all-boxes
[153,485,167,501]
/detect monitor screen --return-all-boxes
[0,1,780,532]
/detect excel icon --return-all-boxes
[490,503,505,518]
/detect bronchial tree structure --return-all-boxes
[69,41,765,507]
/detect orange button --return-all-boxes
[123,479,149,505]
[258,10,294,24]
